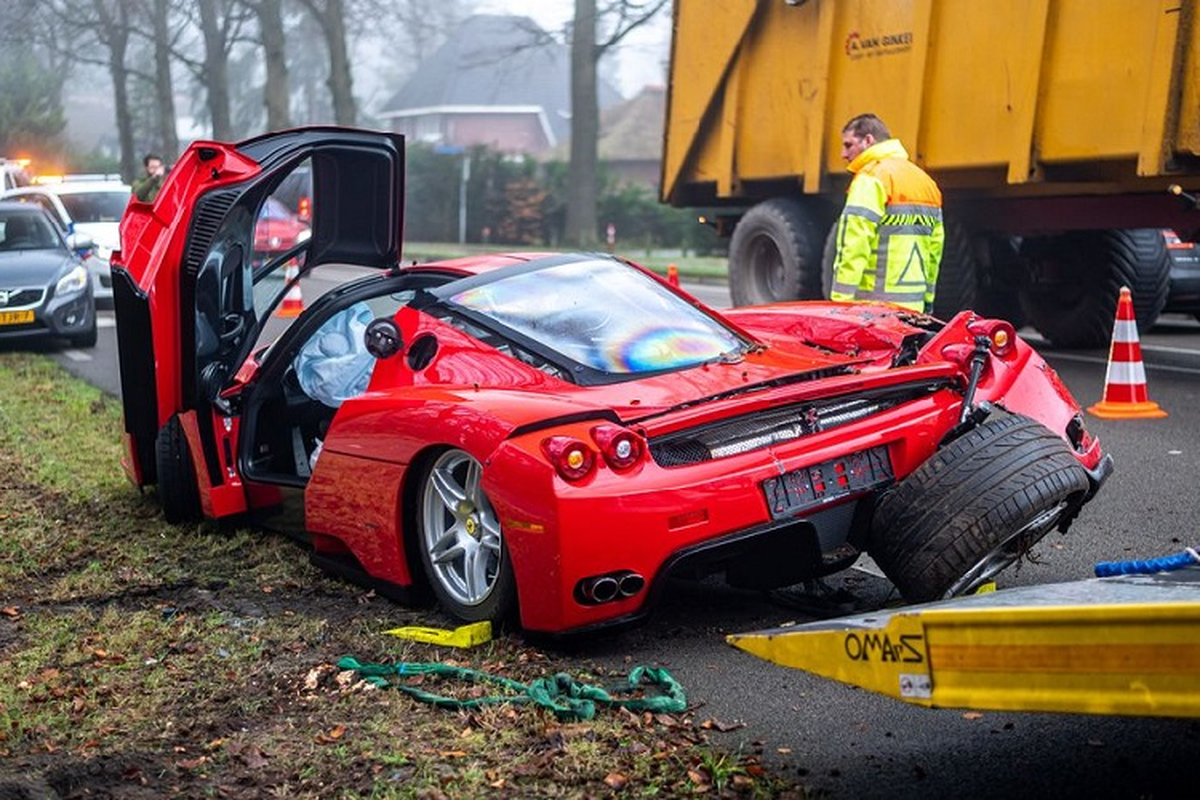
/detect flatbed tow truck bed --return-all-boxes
[729,566,1200,718]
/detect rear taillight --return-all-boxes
[590,424,644,471]
[967,318,1017,358]
[541,436,597,482]
[298,196,311,221]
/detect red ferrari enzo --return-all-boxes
[112,128,1111,635]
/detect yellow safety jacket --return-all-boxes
[830,139,944,312]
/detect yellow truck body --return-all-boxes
[663,0,1200,346]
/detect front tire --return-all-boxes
[67,301,98,348]
[729,199,823,306]
[417,449,516,624]
[868,414,1091,602]
[155,414,201,524]
[69,321,98,349]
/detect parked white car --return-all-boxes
[1,176,131,305]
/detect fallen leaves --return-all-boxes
[603,771,629,789]
[315,724,347,744]
[700,717,745,732]
[228,741,270,769]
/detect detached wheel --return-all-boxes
[418,449,516,624]
[155,414,201,524]
[729,198,823,306]
[1019,229,1169,348]
[868,414,1091,602]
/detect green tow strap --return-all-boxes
[337,656,687,722]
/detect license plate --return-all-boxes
[0,309,34,326]
[762,446,894,519]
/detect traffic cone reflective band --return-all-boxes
[667,263,679,287]
[275,262,304,318]
[1087,286,1167,419]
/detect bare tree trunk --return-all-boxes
[255,0,290,130]
[92,0,137,181]
[297,0,355,126]
[198,0,232,139]
[151,0,178,159]
[325,0,354,125]
[565,0,598,248]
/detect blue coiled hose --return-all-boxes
[1094,548,1200,577]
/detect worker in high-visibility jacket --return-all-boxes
[830,114,944,312]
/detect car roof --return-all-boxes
[12,181,132,195]
[0,200,53,214]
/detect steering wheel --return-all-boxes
[364,317,403,359]
[218,312,246,345]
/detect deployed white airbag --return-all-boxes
[293,302,376,408]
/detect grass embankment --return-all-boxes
[0,353,805,799]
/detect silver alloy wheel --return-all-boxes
[943,499,1069,599]
[420,449,503,607]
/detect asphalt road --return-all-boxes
[29,284,1200,799]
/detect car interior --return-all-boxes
[0,212,60,250]
[239,272,454,486]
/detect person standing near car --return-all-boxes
[830,113,944,313]
[132,153,167,203]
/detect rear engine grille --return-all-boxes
[182,189,239,280]
[649,382,946,468]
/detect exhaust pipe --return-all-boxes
[617,572,645,598]
[583,575,619,604]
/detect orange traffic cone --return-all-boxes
[275,261,304,318]
[667,263,680,287]
[1087,286,1167,419]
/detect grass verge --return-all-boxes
[0,352,808,799]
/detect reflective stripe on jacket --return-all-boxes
[831,139,944,312]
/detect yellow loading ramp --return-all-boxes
[728,567,1200,718]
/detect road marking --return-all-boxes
[1045,351,1200,376]
[98,316,116,328]
[61,349,92,362]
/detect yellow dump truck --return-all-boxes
[662,0,1200,347]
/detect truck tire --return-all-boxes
[155,415,202,524]
[973,235,1026,328]
[868,413,1091,603]
[729,199,823,306]
[820,223,836,299]
[1018,229,1169,348]
[819,218,976,318]
[929,221,978,320]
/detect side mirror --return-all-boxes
[364,317,403,360]
[67,232,95,256]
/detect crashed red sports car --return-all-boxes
[112,128,1111,635]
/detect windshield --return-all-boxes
[440,257,748,378]
[259,197,296,221]
[59,190,131,223]
[0,209,65,252]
